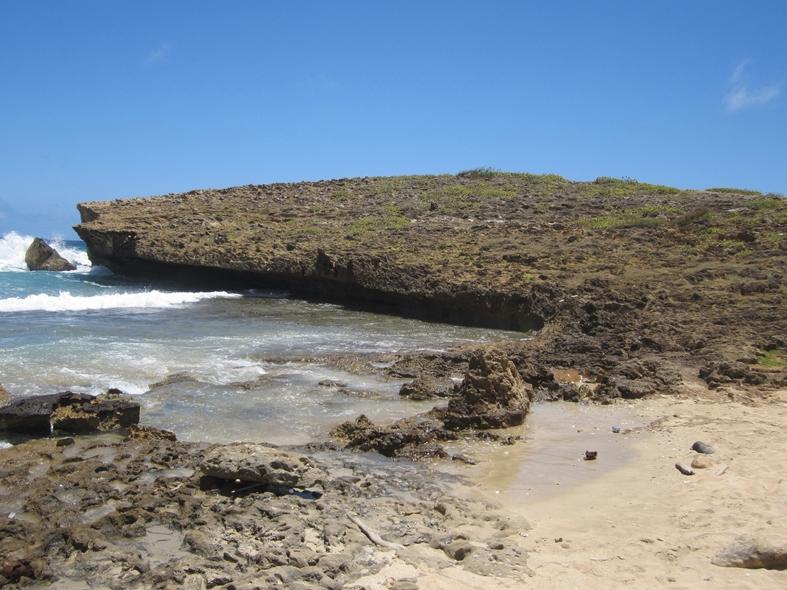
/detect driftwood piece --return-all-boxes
[346,512,405,550]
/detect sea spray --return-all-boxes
[0,290,242,313]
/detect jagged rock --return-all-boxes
[330,414,455,459]
[0,391,139,435]
[24,238,76,271]
[201,443,326,489]
[712,536,787,569]
[126,424,177,441]
[399,376,452,400]
[0,383,10,407]
[699,361,766,389]
[436,350,533,430]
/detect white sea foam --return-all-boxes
[0,290,242,313]
[0,231,91,271]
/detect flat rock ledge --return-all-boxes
[201,443,327,490]
[0,391,139,436]
[24,237,76,271]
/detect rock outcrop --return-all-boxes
[332,351,533,458]
[201,443,326,490]
[0,391,139,435]
[24,237,76,271]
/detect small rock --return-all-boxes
[712,536,787,569]
[611,425,621,433]
[692,441,715,454]
[201,443,326,489]
[584,450,598,461]
[126,424,177,441]
[675,463,694,476]
[444,541,474,561]
[25,238,76,271]
[56,437,75,447]
[691,455,714,469]
[451,453,477,465]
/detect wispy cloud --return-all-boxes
[146,43,171,65]
[725,59,781,112]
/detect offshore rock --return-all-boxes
[24,237,76,271]
[0,391,139,435]
[201,442,326,489]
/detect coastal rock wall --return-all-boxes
[74,174,786,390]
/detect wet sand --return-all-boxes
[461,392,787,589]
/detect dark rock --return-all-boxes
[584,450,598,461]
[0,391,139,435]
[399,376,452,400]
[699,361,767,389]
[24,238,76,271]
[330,414,455,459]
[692,440,715,454]
[675,463,694,476]
[436,350,534,430]
[201,443,326,489]
[712,536,787,569]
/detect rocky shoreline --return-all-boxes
[2,172,785,588]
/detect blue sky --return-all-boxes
[1,0,785,236]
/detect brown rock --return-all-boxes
[0,383,10,407]
[712,536,787,569]
[24,238,76,271]
[691,455,714,469]
[437,350,533,430]
[0,391,139,435]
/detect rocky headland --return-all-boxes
[2,171,785,588]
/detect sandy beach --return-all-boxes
[453,388,787,589]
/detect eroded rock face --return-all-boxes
[24,238,76,271]
[399,376,453,400]
[0,391,139,435]
[201,443,326,489]
[436,350,534,430]
[712,536,787,569]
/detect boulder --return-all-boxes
[0,391,139,435]
[0,383,10,407]
[712,536,787,569]
[24,238,76,271]
[201,443,326,489]
[436,350,534,430]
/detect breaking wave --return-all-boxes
[0,290,242,313]
[0,231,91,272]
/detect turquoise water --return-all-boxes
[0,231,523,445]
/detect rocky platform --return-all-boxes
[74,172,786,398]
[0,432,531,589]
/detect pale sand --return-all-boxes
[462,390,787,589]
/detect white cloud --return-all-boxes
[725,59,781,112]
[146,43,171,64]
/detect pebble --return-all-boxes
[691,455,713,469]
[691,441,715,454]
[675,463,694,476]
[611,425,621,433]
[584,450,598,461]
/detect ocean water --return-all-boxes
[0,231,523,445]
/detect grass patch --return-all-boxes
[345,205,410,239]
[580,176,682,198]
[707,187,763,196]
[581,205,679,230]
[758,349,786,369]
[457,167,501,179]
